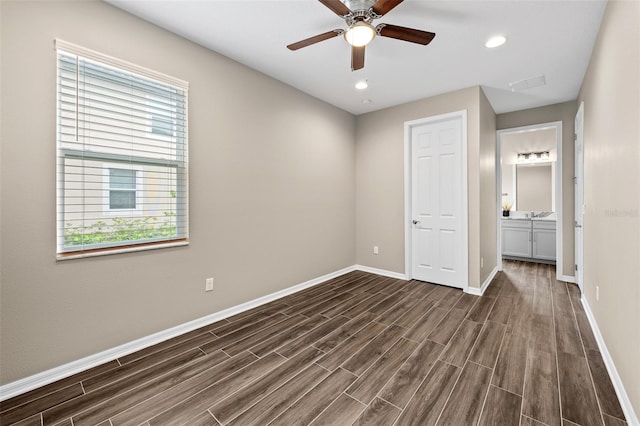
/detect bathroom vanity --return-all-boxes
[502,213,556,263]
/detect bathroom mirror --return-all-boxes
[500,127,557,213]
[516,163,554,211]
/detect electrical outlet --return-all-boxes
[205,278,214,292]
[373,246,379,255]
[596,285,599,301]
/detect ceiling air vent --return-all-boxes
[509,75,546,92]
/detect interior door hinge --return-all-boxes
[573,176,577,184]
[575,264,578,271]
[574,133,577,141]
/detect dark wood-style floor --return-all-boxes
[0,260,627,426]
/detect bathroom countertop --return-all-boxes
[502,212,557,221]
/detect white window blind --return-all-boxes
[55,40,189,258]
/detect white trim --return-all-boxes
[467,265,500,296]
[54,39,189,89]
[581,296,639,425]
[56,240,190,261]
[355,265,408,280]
[559,274,576,284]
[0,265,355,401]
[466,287,483,296]
[496,121,565,281]
[574,102,585,291]
[404,110,469,291]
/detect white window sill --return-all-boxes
[57,240,189,261]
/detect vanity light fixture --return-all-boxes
[517,151,551,164]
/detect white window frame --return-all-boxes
[102,165,144,216]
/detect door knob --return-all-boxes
[412,220,420,225]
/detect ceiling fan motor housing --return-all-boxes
[342,0,376,14]
[342,0,383,22]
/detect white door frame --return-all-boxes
[575,102,585,290]
[404,110,468,291]
[496,121,564,282]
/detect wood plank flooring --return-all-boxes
[0,260,627,425]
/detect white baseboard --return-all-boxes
[467,265,499,296]
[0,265,356,401]
[559,274,576,283]
[581,296,639,425]
[354,264,408,280]
[466,287,483,296]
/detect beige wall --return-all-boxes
[0,1,356,384]
[355,86,496,289]
[578,0,640,417]
[497,101,577,277]
[478,89,497,285]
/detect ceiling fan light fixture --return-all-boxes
[344,22,376,47]
[485,35,507,48]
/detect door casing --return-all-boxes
[575,102,585,290]
[496,121,565,282]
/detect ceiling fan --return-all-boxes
[287,0,436,71]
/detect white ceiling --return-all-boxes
[107,0,607,115]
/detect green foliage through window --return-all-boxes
[64,212,177,247]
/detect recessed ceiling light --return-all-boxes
[485,35,506,48]
[355,80,368,90]
[362,99,373,104]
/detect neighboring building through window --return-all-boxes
[148,95,176,138]
[55,40,189,258]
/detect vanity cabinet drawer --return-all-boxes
[501,219,531,229]
[532,220,556,230]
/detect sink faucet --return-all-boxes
[531,211,537,218]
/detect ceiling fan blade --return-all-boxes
[287,30,343,51]
[377,24,436,45]
[351,45,365,71]
[371,0,404,17]
[319,0,352,17]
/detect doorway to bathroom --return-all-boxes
[496,121,563,281]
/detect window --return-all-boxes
[148,95,176,138]
[107,168,139,211]
[56,40,189,258]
